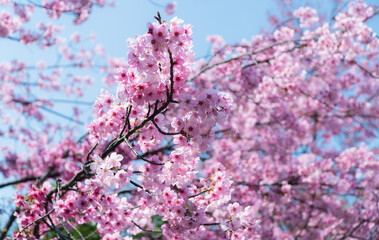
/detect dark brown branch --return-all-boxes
[120,105,132,137]
[0,168,58,189]
[124,138,165,165]
[130,180,151,194]
[83,143,98,176]
[189,189,209,199]
[45,168,87,204]
[117,189,136,195]
[132,220,162,233]
[85,143,98,163]
[241,57,273,70]
[0,207,19,240]
[139,144,174,158]
[202,222,221,226]
[13,208,55,240]
[154,12,163,25]
[0,176,38,189]
[151,118,182,136]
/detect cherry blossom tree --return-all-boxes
[0,0,378,239]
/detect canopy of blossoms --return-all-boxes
[0,0,378,239]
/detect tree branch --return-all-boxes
[132,220,162,233]
[124,138,165,165]
[0,207,19,240]
[13,208,55,240]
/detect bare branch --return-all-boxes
[124,138,165,165]
[132,220,162,233]
[0,176,38,189]
[151,118,182,136]
[0,207,19,240]
[40,106,84,125]
[189,189,209,199]
[130,180,151,194]
[0,168,58,189]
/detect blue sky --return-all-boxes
[0,0,277,63]
[71,0,276,57]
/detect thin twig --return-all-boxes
[132,220,162,233]
[13,209,55,240]
[124,138,165,165]
[120,105,132,137]
[0,176,38,189]
[130,180,151,194]
[189,189,209,199]
[151,118,182,135]
[57,215,76,240]
[40,106,84,125]
[66,220,85,240]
